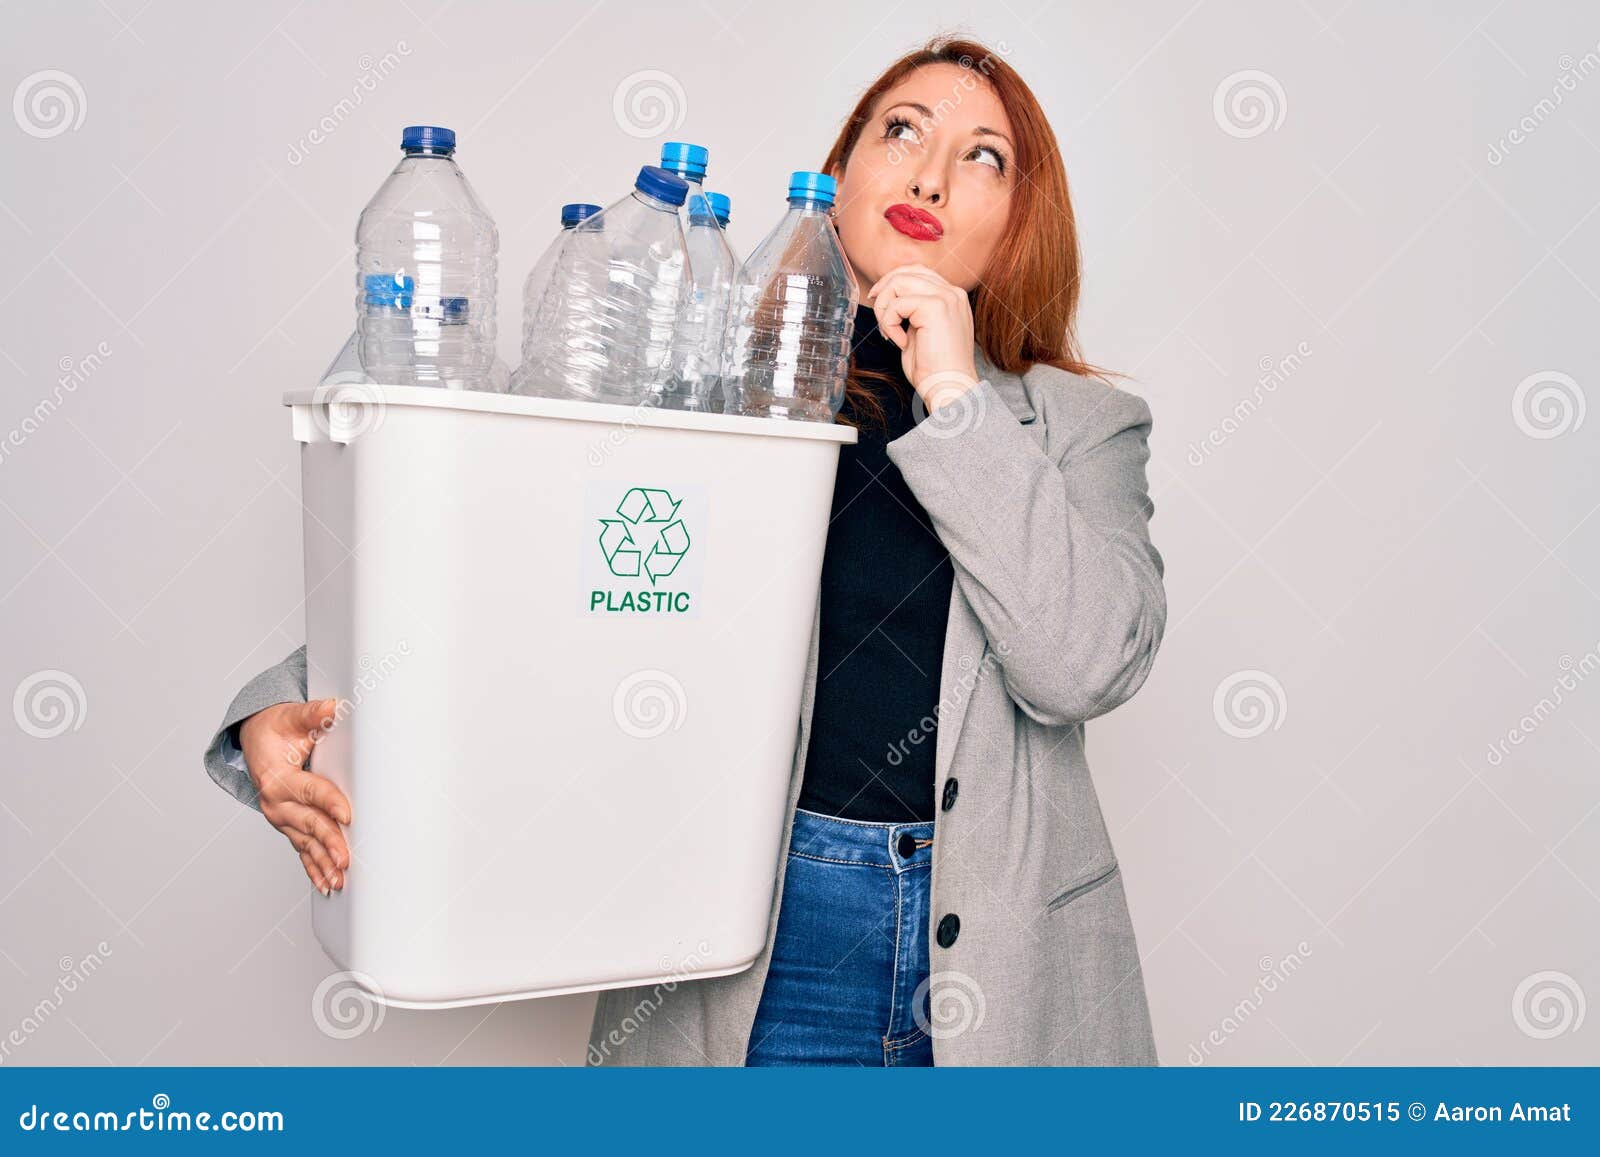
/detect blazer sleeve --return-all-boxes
[885,375,1166,726]
[201,644,309,813]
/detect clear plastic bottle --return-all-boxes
[523,165,689,405]
[509,202,602,396]
[355,125,498,390]
[723,171,858,422]
[655,143,737,412]
[705,190,732,232]
[702,191,735,413]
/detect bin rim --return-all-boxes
[283,383,858,444]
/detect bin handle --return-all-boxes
[292,384,385,445]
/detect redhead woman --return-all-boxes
[201,34,1166,1067]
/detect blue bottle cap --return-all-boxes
[401,125,456,153]
[705,191,731,225]
[363,272,414,306]
[788,171,836,206]
[560,202,602,226]
[659,142,709,182]
[634,164,689,207]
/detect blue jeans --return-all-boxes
[744,807,936,1066]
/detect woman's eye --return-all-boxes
[969,145,1006,173]
[885,118,919,143]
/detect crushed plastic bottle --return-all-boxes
[522,165,689,405]
[722,171,857,422]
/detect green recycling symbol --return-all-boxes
[598,487,691,585]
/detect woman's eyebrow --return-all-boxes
[880,101,1013,148]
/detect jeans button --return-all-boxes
[936,913,960,948]
[896,832,917,859]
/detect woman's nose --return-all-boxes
[908,177,942,205]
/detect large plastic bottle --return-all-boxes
[522,165,689,405]
[722,171,858,422]
[655,143,737,412]
[509,202,602,396]
[355,125,498,390]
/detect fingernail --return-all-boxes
[319,882,329,897]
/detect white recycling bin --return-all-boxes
[283,383,855,1009]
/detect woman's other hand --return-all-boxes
[238,699,352,897]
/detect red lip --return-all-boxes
[884,203,943,241]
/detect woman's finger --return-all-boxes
[875,292,943,335]
[280,797,350,872]
[868,268,951,306]
[296,770,352,827]
[283,825,338,893]
[298,848,333,895]
[867,263,948,300]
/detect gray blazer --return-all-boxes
[203,345,1166,1065]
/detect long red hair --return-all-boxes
[821,35,1117,432]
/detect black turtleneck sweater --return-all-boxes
[796,304,954,823]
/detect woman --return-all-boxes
[202,34,1166,1066]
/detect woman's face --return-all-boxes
[829,63,1016,298]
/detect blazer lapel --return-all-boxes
[794,347,1038,791]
